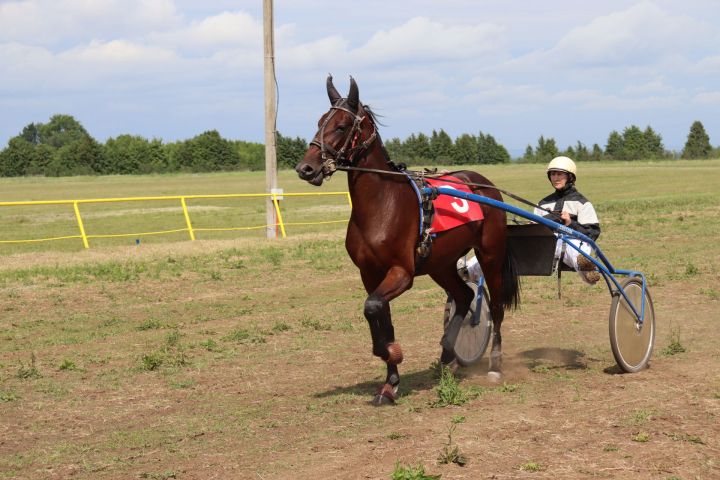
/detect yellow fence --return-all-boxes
[0,192,352,248]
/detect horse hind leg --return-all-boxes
[476,247,507,381]
[431,267,474,366]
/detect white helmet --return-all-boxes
[547,156,577,181]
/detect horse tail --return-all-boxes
[501,244,521,310]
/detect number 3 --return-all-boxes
[441,185,469,213]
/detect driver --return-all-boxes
[462,156,601,284]
[534,156,601,284]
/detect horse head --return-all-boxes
[295,75,376,186]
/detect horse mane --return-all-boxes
[362,104,385,127]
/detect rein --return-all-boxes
[336,164,555,215]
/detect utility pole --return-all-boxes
[263,0,278,238]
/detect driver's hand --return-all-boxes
[560,211,571,226]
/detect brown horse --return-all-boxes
[295,76,519,405]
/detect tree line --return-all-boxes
[387,122,717,166]
[0,115,716,177]
[0,114,307,177]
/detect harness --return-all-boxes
[308,99,377,178]
[405,173,438,262]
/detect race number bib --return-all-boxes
[425,176,484,232]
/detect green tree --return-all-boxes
[573,141,589,162]
[172,130,240,172]
[384,137,404,163]
[621,125,646,160]
[591,143,603,161]
[276,133,308,169]
[643,126,664,158]
[682,121,712,159]
[404,133,432,163]
[104,135,169,174]
[430,129,454,164]
[477,132,510,164]
[535,135,559,163]
[20,123,42,145]
[38,114,90,148]
[46,136,104,176]
[520,144,535,163]
[0,138,34,176]
[234,140,265,171]
[562,145,576,159]
[605,130,624,159]
[453,133,478,164]
[1,114,104,177]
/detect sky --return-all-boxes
[1,0,720,155]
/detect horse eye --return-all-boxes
[336,125,346,132]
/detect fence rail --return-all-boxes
[0,192,352,248]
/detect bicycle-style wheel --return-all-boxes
[443,281,492,367]
[609,277,655,373]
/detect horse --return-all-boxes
[295,76,520,405]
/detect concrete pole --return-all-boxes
[263,0,278,238]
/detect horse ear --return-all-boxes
[327,74,341,104]
[347,76,359,112]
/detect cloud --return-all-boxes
[65,40,177,64]
[693,55,720,74]
[0,0,181,46]
[547,1,708,67]
[692,91,720,105]
[622,80,684,96]
[355,17,506,65]
[148,11,262,54]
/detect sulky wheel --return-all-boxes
[609,277,656,373]
[443,281,492,367]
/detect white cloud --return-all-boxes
[355,17,506,65]
[548,1,708,67]
[0,0,181,45]
[65,40,177,64]
[148,11,262,53]
[622,80,684,96]
[692,91,720,105]
[694,55,720,74]
[278,35,349,70]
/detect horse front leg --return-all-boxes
[361,266,413,406]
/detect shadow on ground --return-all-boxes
[313,366,438,399]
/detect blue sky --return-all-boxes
[1,0,719,155]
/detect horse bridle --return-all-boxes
[309,99,377,178]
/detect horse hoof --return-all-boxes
[488,351,503,373]
[372,383,397,406]
[440,348,456,366]
[372,394,395,406]
[487,371,502,382]
[386,342,404,365]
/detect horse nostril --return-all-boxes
[297,163,316,178]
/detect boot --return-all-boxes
[577,256,600,284]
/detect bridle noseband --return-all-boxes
[309,99,377,178]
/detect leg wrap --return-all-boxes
[386,342,404,365]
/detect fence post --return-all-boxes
[346,192,353,210]
[180,197,196,241]
[73,201,90,249]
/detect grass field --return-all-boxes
[1,160,719,479]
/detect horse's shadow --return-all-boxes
[313,367,438,399]
[314,347,621,400]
